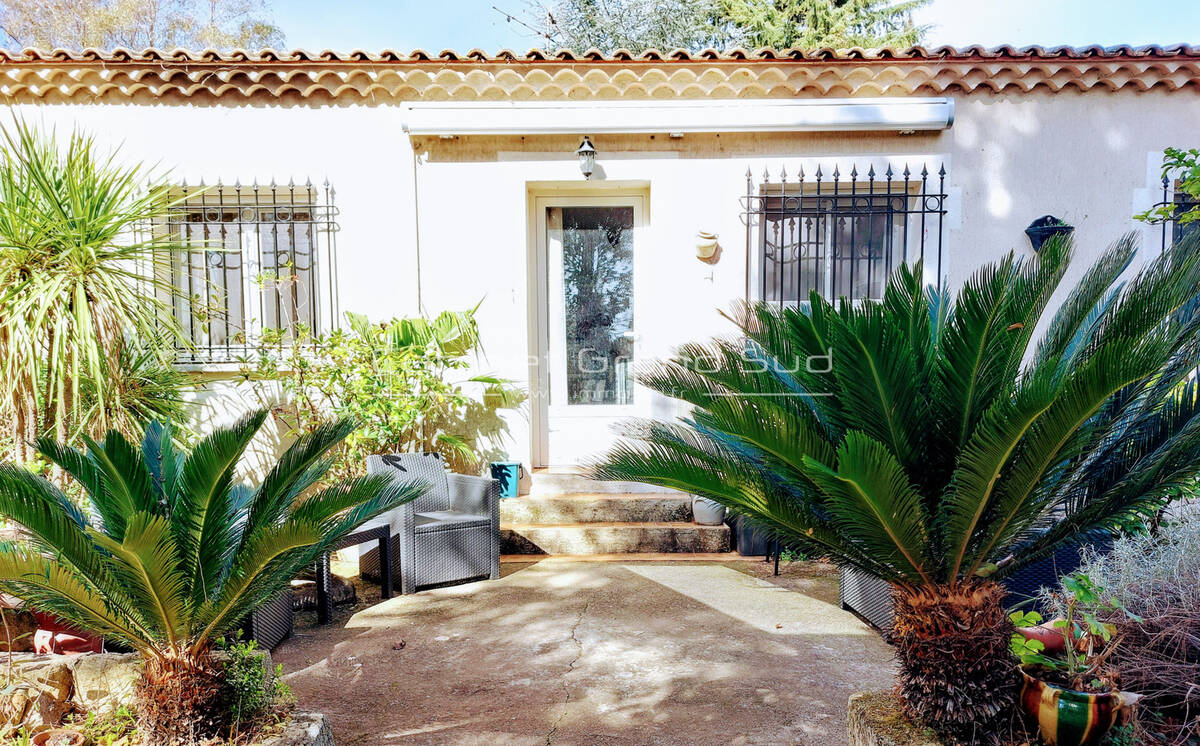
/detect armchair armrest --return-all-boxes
[447,473,501,581]
[447,473,499,519]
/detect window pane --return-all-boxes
[763,209,823,303]
[830,211,900,302]
[259,208,317,336]
[1174,196,1200,243]
[760,194,906,304]
[561,206,634,406]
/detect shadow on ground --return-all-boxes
[273,559,894,746]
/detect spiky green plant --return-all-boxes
[0,411,422,744]
[0,117,191,465]
[594,234,1200,740]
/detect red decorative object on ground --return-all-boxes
[32,611,102,654]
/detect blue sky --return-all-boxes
[276,0,1200,52]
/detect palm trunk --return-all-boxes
[135,653,224,746]
[890,580,1018,744]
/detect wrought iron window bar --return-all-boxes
[1152,175,1199,251]
[742,162,947,305]
[158,180,340,364]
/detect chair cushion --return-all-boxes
[414,510,490,532]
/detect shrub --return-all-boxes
[239,308,524,477]
[0,118,192,466]
[220,635,294,737]
[1054,522,1200,744]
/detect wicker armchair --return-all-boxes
[360,453,500,595]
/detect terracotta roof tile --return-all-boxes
[0,44,1195,103]
[0,43,1194,65]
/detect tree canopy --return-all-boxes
[0,0,284,50]
[525,0,929,53]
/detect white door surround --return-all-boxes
[528,188,649,468]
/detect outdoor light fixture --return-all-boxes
[576,136,596,179]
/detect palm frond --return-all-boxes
[0,544,154,654]
[803,432,932,585]
[174,410,267,606]
[245,417,355,541]
[964,341,1169,574]
[90,512,190,647]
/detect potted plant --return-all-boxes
[0,413,424,745]
[1010,573,1141,746]
[31,730,86,746]
[1025,215,1075,251]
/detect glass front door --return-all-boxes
[534,196,645,466]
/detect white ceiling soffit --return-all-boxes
[401,98,954,136]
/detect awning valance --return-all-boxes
[401,98,954,137]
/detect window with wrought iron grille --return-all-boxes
[743,163,947,304]
[161,181,339,363]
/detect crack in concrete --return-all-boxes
[545,586,600,745]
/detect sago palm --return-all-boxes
[594,234,1200,741]
[0,411,422,744]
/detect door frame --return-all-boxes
[527,188,649,468]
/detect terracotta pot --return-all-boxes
[1019,669,1140,746]
[31,729,87,746]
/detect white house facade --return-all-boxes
[3,44,1198,469]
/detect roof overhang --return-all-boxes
[400,98,954,136]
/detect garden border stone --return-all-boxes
[2,650,309,739]
[847,691,943,746]
[258,711,334,746]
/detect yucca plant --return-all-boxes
[0,411,422,744]
[594,234,1200,741]
[0,118,191,465]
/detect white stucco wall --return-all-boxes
[11,87,1197,466]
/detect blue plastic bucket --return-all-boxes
[489,461,523,498]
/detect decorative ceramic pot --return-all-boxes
[695,231,720,262]
[1019,669,1139,746]
[31,729,87,746]
[691,495,727,526]
[1025,215,1074,251]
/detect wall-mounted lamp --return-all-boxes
[576,136,596,180]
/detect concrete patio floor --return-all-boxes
[273,560,895,746]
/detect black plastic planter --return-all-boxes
[730,514,772,556]
[1025,215,1074,251]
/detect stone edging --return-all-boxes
[258,712,334,746]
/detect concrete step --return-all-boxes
[529,468,681,497]
[501,522,730,555]
[499,494,691,524]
